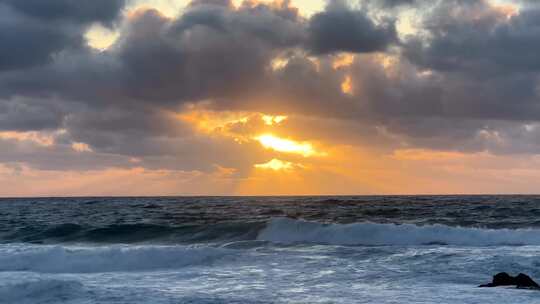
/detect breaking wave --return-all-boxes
[257,218,540,246]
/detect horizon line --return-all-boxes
[1,194,539,199]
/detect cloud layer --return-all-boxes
[2,0,540,195]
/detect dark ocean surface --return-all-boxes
[1,196,540,303]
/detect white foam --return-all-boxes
[0,244,230,273]
[0,279,84,304]
[258,218,540,246]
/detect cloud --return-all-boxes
[379,0,416,7]
[404,0,539,74]
[1,0,126,25]
[3,0,540,195]
[307,0,397,54]
[0,0,125,71]
[0,96,66,131]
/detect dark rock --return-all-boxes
[479,272,540,289]
[515,273,540,289]
[493,272,516,286]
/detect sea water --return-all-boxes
[1,196,540,303]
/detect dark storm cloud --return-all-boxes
[307,0,397,54]
[0,138,134,171]
[0,0,125,71]
[0,5,81,71]
[363,0,417,8]
[4,0,540,173]
[0,1,305,103]
[63,106,191,153]
[0,0,391,106]
[342,49,540,153]
[404,0,540,74]
[1,0,125,25]
[115,3,298,104]
[0,97,66,131]
[381,0,416,6]
[0,0,311,171]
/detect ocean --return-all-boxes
[1,196,540,303]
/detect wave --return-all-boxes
[0,244,231,273]
[3,221,265,244]
[257,218,540,246]
[6,218,540,247]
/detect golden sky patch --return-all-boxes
[392,149,471,162]
[332,53,355,69]
[262,115,288,126]
[341,75,353,95]
[179,110,251,135]
[233,0,324,16]
[72,142,94,153]
[255,158,295,171]
[85,23,120,50]
[255,134,320,157]
[0,131,57,146]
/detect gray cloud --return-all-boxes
[0,5,81,71]
[380,0,416,7]
[0,0,125,71]
[1,0,125,25]
[307,0,397,54]
[3,0,540,174]
[0,97,66,131]
[404,0,540,74]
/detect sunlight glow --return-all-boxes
[333,53,355,69]
[179,110,251,134]
[255,158,294,171]
[85,23,120,50]
[341,75,353,95]
[0,131,56,146]
[127,0,187,18]
[489,0,520,19]
[392,149,469,161]
[270,57,289,71]
[233,0,324,17]
[256,134,317,157]
[262,115,288,126]
[72,142,93,153]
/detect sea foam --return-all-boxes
[0,279,84,304]
[258,218,540,246]
[0,244,230,273]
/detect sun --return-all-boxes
[255,134,317,157]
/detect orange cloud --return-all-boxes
[72,142,93,153]
[332,53,355,69]
[391,149,471,162]
[0,164,239,197]
[0,131,57,146]
[255,158,296,171]
[341,75,353,95]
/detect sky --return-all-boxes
[2,0,540,196]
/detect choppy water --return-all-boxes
[1,196,540,303]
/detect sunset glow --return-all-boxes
[3,0,540,196]
[262,115,288,126]
[0,131,56,146]
[255,159,295,171]
[341,75,353,95]
[256,134,319,157]
[72,142,93,153]
[5,1,540,301]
